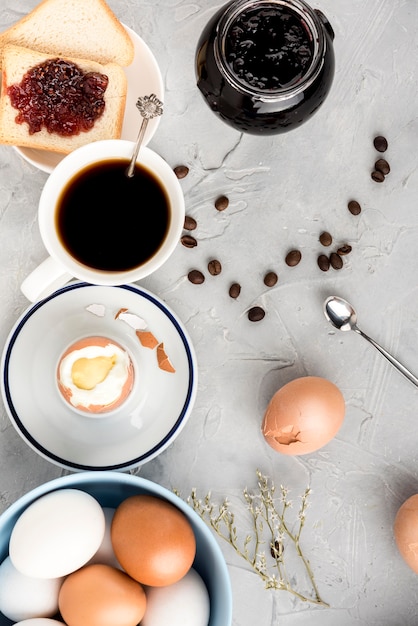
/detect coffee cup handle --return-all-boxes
[21,256,74,302]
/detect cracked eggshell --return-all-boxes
[261,376,345,456]
[394,494,418,574]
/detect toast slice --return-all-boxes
[0,44,127,154]
[0,0,134,69]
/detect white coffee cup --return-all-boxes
[21,140,185,302]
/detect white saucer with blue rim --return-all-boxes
[1,283,197,471]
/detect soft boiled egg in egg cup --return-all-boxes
[56,336,136,416]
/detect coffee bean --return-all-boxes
[174,165,189,179]
[317,254,330,271]
[181,234,197,248]
[229,283,241,298]
[285,249,302,267]
[375,158,390,175]
[371,170,385,183]
[215,195,229,211]
[330,252,343,270]
[264,271,278,287]
[337,244,352,256]
[184,215,197,230]
[208,259,222,275]
[248,306,265,322]
[188,269,205,284]
[348,200,361,215]
[319,231,332,246]
[373,136,388,152]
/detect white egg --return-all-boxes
[87,507,122,569]
[9,489,105,578]
[0,556,63,621]
[141,568,210,626]
[15,617,65,626]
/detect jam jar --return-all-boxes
[195,0,335,134]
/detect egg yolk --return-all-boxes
[72,355,117,390]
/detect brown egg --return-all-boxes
[394,494,418,573]
[262,376,345,455]
[111,495,196,586]
[58,563,146,626]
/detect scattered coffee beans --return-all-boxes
[188,269,205,284]
[229,283,241,299]
[317,254,330,272]
[184,215,197,230]
[248,306,265,322]
[215,195,229,211]
[375,158,390,176]
[285,249,302,267]
[371,170,385,183]
[208,259,222,275]
[373,135,388,152]
[337,244,352,256]
[348,200,361,215]
[173,165,189,179]
[181,235,197,248]
[319,231,332,246]
[264,271,278,287]
[330,252,343,270]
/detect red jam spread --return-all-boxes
[7,58,109,136]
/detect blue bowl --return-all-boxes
[0,472,232,626]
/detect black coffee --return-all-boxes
[56,158,171,272]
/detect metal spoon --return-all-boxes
[324,295,418,388]
[126,93,164,178]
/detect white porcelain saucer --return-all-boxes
[14,25,164,173]
[1,283,197,471]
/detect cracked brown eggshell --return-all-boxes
[261,376,345,456]
[394,494,418,574]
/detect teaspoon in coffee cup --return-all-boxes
[126,93,164,178]
[324,295,418,388]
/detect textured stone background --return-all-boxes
[1,1,418,624]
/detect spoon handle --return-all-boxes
[126,117,149,178]
[355,327,418,388]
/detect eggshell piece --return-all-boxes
[116,310,147,330]
[394,494,418,573]
[9,489,105,578]
[141,568,210,626]
[58,563,146,626]
[136,330,159,349]
[111,495,196,586]
[0,556,63,622]
[157,343,176,373]
[262,376,345,456]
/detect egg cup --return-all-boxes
[56,336,136,417]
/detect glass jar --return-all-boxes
[195,0,335,135]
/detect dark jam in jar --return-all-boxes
[196,0,335,135]
[7,58,108,136]
[225,6,313,91]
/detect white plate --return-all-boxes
[1,283,197,471]
[14,25,164,173]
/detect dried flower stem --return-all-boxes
[176,469,328,607]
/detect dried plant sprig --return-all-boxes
[175,469,328,607]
